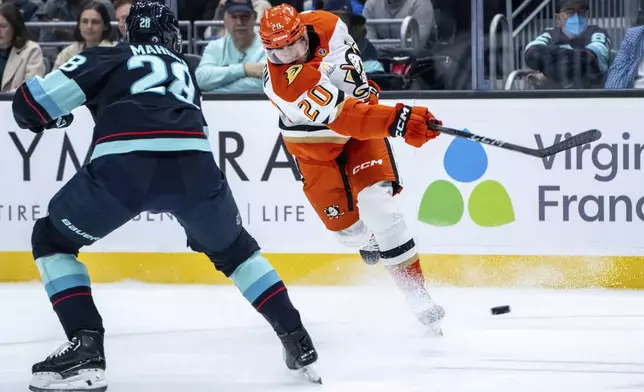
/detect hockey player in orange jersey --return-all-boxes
[259,4,445,332]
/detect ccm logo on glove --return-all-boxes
[391,105,411,137]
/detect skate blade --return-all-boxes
[29,369,107,392]
[426,320,444,337]
[298,364,323,384]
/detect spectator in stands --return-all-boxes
[5,0,42,22]
[114,0,131,39]
[0,3,44,92]
[524,0,611,89]
[31,0,115,61]
[321,0,383,73]
[362,0,434,49]
[196,0,265,92]
[52,1,114,70]
[206,0,271,40]
[605,25,644,89]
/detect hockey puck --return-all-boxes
[491,305,510,315]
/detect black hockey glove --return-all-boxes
[29,113,74,134]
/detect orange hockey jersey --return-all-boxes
[263,10,375,162]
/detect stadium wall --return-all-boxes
[3,90,644,289]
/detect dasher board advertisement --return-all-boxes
[0,97,642,256]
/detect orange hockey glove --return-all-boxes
[388,104,442,148]
[328,99,441,147]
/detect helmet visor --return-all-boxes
[266,37,308,65]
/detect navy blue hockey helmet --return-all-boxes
[125,1,182,53]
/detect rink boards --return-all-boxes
[2,95,644,288]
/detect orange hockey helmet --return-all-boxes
[259,4,308,64]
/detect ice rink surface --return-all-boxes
[2,281,644,392]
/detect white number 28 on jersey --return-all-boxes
[127,55,196,107]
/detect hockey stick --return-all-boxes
[427,123,602,158]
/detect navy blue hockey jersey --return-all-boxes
[13,42,209,161]
[526,25,611,73]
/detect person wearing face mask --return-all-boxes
[524,0,611,89]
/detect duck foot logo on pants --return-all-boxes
[418,129,515,227]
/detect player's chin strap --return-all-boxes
[426,122,602,158]
[29,114,74,134]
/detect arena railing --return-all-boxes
[362,17,421,51]
[489,11,515,90]
[25,21,81,49]
[191,17,420,54]
[25,21,193,52]
[26,17,420,55]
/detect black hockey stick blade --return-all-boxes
[427,123,602,158]
[538,129,602,157]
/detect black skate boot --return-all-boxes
[29,330,107,392]
[359,234,380,265]
[278,326,321,384]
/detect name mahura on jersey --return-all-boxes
[130,44,186,66]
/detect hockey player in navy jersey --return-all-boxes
[12,2,319,390]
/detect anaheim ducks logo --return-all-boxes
[324,205,345,219]
[285,64,303,86]
[341,51,369,99]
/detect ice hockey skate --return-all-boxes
[279,326,321,384]
[406,286,446,336]
[359,234,380,265]
[361,235,445,334]
[29,330,107,392]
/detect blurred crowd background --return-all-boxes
[0,0,641,93]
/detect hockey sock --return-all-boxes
[386,257,426,293]
[36,254,104,340]
[230,252,302,335]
